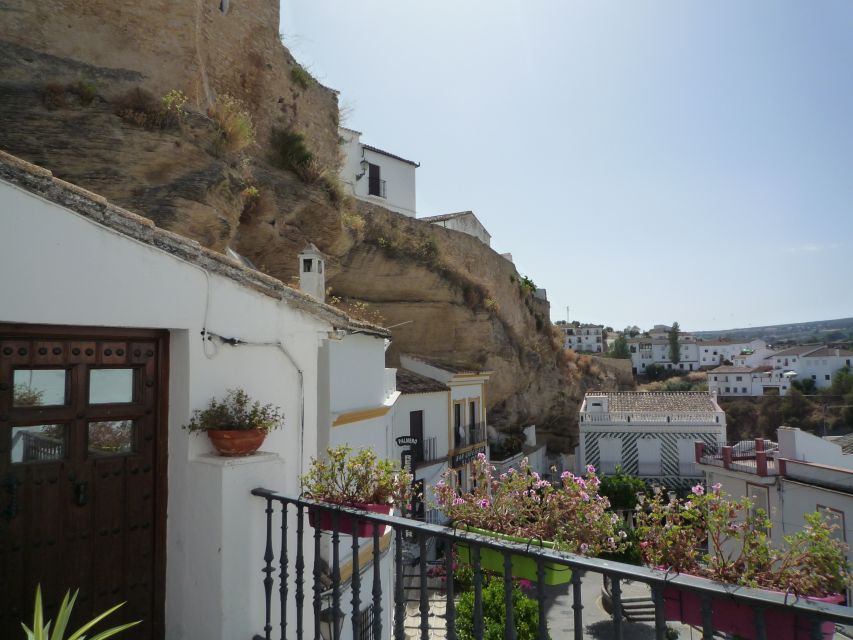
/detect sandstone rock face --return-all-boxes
[0,0,340,170]
[0,1,628,450]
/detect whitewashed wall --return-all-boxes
[338,128,417,217]
[393,391,451,461]
[0,179,331,640]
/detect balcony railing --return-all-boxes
[418,436,438,463]
[454,422,486,449]
[368,177,386,198]
[696,439,780,477]
[250,489,853,640]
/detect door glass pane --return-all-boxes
[88,420,135,455]
[12,370,67,406]
[11,424,66,463]
[89,369,134,404]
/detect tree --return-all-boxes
[610,334,630,359]
[668,322,681,364]
[781,389,811,429]
[624,325,641,338]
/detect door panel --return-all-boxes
[0,327,166,639]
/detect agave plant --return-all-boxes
[21,585,140,640]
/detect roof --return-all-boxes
[768,345,824,358]
[395,368,450,394]
[804,347,853,358]
[405,355,492,376]
[708,366,757,374]
[361,144,419,167]
[0,150,389,338]
[584,391,719,413]
[420,211,475,223]
[832,433,853,455]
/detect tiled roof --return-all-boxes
[585,391,719,413]
[708,366,756,374]
[833,433,853,455]
[0,150,389,338]
[395,369,449,394]
[362,144,419,167]
[804,347,853,358]
[768,345,824,358]
[405,355,491,375]
[420,211,473,223]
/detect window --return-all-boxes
[725,387,730,393]
[598,437,622,474]
[367,163,383,197]
[302,258,312,273]
[636,439,662,476]
[825,375,831,381]
[713,376,717,381]
[742,387,747,393]
[735,376,742,382]
[812,375,817,381]
[678,439,697,476]
[356,604,377,640]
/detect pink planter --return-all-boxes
[308,503,392,538]
[663,579,844,640]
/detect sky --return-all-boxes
[281,2,853,332]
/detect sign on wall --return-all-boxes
[452,445,486,468]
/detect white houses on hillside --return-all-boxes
[339,126,419,217]
[628,328,770,375]
[696,427,853,592]
[419,211,492,246]
[0,150,396,640]
[556,322,605,353]
[577,392,726,489]
[707,345,852,397]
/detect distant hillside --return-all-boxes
[693,317,853,347]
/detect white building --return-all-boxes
[392,368,452,528]
[338,127,418,217]
[628,328,770,375]
[696,427,853,593]
[708,345,853,397]
[419,211,491,246]
[0,150,396,640]
[399,355,491,494]
[556,322,605,353]
[577,392,727,489]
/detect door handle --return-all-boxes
[74,481,88,507]
[3,474,19,522]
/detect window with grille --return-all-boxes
[356,604,376,640]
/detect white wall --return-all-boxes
[1,179,331,640]
[328,334,387,414]
[429,213,491,246]
[393,391,451,461]
[338,128,417,217]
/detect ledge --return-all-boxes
[192,451,282,467]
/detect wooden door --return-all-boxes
[409,410,424,461]
[0,325,167,639]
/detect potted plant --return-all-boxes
[301,445,414,537]
[434,455,628,585]
[636,483,851,640]
[183,388,284,456]
[22,584,140,639]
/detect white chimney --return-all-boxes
[298,243,325,302]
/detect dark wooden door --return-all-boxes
[409,410,424,460]
[0,325,167,639]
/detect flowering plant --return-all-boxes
[183,388,283,432]
[636,483,852,597]
[435,454,627,556]
[301,445,414,507]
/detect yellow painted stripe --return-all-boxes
[332,405,391,427]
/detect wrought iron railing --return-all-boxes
[368,177,386,198]
[250,489,853,640]
[419,436,437,463]
[454,422,486,449]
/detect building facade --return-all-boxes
[338,127,418,217]
[419,210,491,246]
[577,392,727,489]
[556,322,605,353]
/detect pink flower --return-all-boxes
[640,541,649,549]
[477,452,487,461]
[712,483,722,493]
[518,579,532,589]
[575,477,587,488]
[692,484,705,496]
[478,498,490,508]
[580,491,589,502]
[561,471,572,480]
[453,497,464,506]
[586,464,596,474]
[580,543,589,554]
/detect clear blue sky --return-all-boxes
[282,2,853,332]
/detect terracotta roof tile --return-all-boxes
[395,369,449,394]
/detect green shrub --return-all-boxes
[208,94,255,152]
[290,65,312,89]
[456,578,546,640]
[69,80,98,106]
[114,87,178,129]
[270,128,314,174]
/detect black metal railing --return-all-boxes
[368,177,386,198]
[250,489,853,640]
[454,422,486,449]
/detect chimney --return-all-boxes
[298,243,325,302]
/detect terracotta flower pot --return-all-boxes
[662,575,844,640]
[207,429,267,456]
[308,503,393,537]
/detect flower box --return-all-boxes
[455,524,573,586]
[308,503,392,538]
[662,578,844,640]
